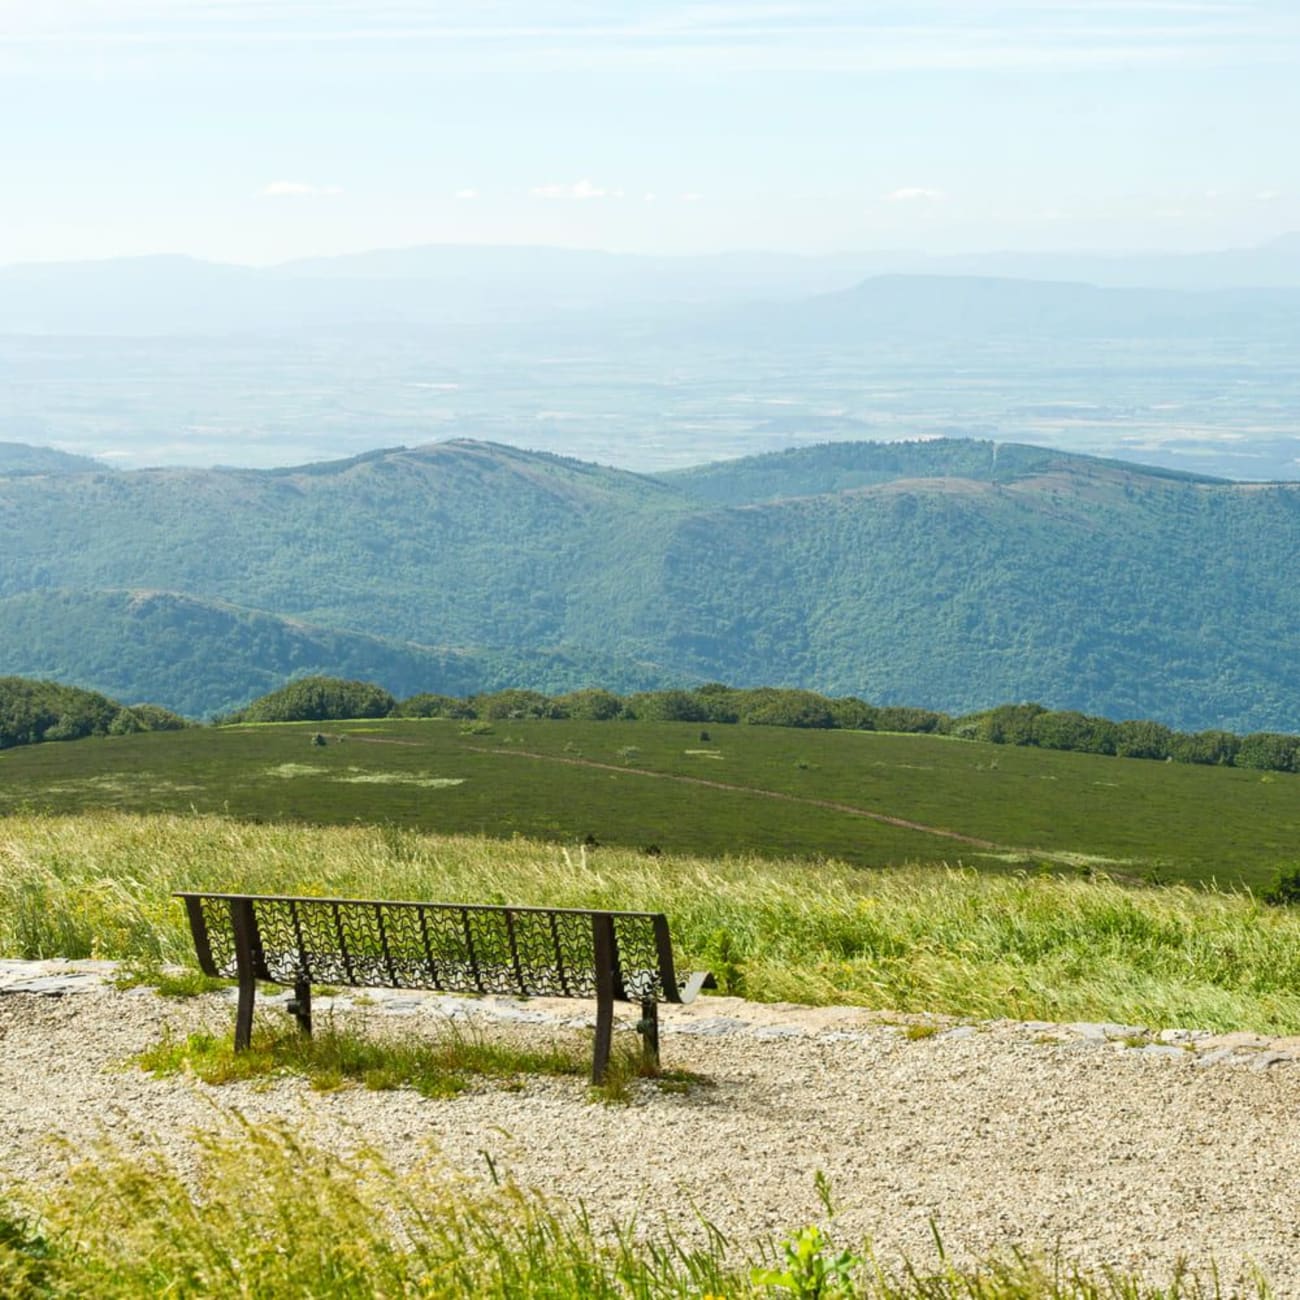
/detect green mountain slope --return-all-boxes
[3,436,1299,729]
[603,462,1300,729]
[0,440,682,648]
[0,590,671,718]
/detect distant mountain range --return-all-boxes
[5,235,1300,335]
[2,436,1298,731]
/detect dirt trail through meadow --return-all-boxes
[481,745,1005,849]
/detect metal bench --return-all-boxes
[175,892,714,1084]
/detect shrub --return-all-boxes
[551,688,624,720]
[1114,719,1174,761]
[395,693,477,719]
[871,705,950,734]
[1236,732,1300,773]
[472,689,558,721]
[1168,729,1240,766]
[228,676,396,723]
[624,690,709,723]
[1262,866,1300,907]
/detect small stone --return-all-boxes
[1158,1028,1207,1044]
[940,1026,977,1040]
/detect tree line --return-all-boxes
[0,677,187,750]
[220,677,1300,775]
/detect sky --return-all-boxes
[2,0,1299,265]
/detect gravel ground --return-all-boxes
[3,972,1300,1294]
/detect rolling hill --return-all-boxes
[2,436,1299,729]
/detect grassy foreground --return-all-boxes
[0,1118,1262,1298]
[4,811,1300,1032]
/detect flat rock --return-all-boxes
[1198,1032,1273,1052]
[1067,1021,1146,1041]
[1139,1044,1189,1061]
[1251,1051,1293,1072]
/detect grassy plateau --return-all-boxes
[0,717,1297,885]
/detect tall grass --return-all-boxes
[0,1116,1261,1297]
[4,811,1300,1032]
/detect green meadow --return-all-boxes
[0,717,1296,885]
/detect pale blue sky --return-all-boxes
[3,0,1298,264]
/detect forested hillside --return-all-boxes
[0,589,669,720]
[2,436,1298,729]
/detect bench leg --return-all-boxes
[592,990,614,1085]
[638,997,660,1073]
[234,969,256,1052]
[591,913,617,1085]
[289,979,313,1036]
[231,899,259,1053]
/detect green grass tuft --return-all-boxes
[136,1019,590,1097]
[0,1118,1268,1297]
[114,965,230,998]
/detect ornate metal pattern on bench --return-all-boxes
[175,892,713,1083]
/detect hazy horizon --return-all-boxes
[4,229,1300,274]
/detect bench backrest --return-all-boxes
[176,892,692,1003]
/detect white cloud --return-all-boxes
[453,187,479,200]
[1256,189,1282,202]
[260,180,342,198]
[679,191,702,202]
[884,186,949,203]
[530,178,609,200]
[643,191,657,202]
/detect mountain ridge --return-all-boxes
[2,436,1298,729]
[6,240,1300,335]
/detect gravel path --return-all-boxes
[4,963,1300,1293]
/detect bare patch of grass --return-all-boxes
[331,771,464,787]
[135,1018,589,1098]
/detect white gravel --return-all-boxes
[4,976,1300,1294]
